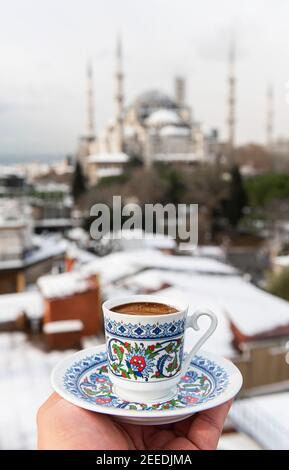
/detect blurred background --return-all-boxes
[1,0,289,450]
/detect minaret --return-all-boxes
[115,35,124,153]
[266,84,274,151]
[227,41,236,163]
[86,59,95,140]
[175,77,186,107]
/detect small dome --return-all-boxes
[146,109,181,127]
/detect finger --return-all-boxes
[112,420,146,450]
[186,400,233,450]
[142,424,177,450]
[37,392,62,420]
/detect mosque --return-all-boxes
[77,38,220,186]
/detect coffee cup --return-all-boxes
[102,295,218,404]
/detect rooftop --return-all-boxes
[230,391,289,450]
[87,152,129,164]
[0,234,67,271]
[38,271,94,299]
[1,241,289,448]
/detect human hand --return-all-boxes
[37,392,232,450]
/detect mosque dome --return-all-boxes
[146,109,181,127]
[132,90,178,122]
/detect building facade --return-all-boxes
[77,39,219,185]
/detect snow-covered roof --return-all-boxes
[210,276,289,337]
[146,109,181,127]
[2,244,289,449]
[66,227,89,243]
[87,249,289,352]
[0,165,25,178]
[81,250,142,284]
[230,392,289,450]
[87,152,129,164]
[128,268,289,338]
[38,271,93,299]
[96,168,124,178]
[33,218,72,228]
[43,320,83,334]
[0,332,102,449]
[0,291,43,323]
[193,245,226,261]
[160,125,191,137]
[129,251,237,275]
[109,230,176,250]
[34,182,69,192]
[274,255,289,268]
[113,270,236,358]
[0,235,67,270]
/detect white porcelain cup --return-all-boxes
[102,295,218,404]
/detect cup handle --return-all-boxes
[182,310,218,374]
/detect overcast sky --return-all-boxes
[0,0,288,158]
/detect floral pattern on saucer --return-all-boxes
[63,352,228,411]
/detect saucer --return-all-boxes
[51,344,242,425]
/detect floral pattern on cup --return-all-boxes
[107,338,183,381]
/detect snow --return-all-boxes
[274,255,289,268]
[205,276,289,337]
[0,333,75,449]
[218,432,262,450]
[43,320,83,334]
[192,245,226,261]
[34,182,69,193]
[2,241,289,448]
[68,246,98,265]
[0,165,25,178]
[66,227,89,243]
[0,291,43,323]
[27,235,67,263]
[81,249,234,285]
[81,250,142,283]
[87,152,129,164]
[33,218,72,228]
[230,392,289,449]
[148,285,236,358]
[38,271,92,299]
[146,270,289,337]
[0,235,67,270]
[110,230,176,250]
[0,332,105,449]
[107,260,289,350]
[146,109,181,126]
[127,251,237,275]
[160,125,191,137]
